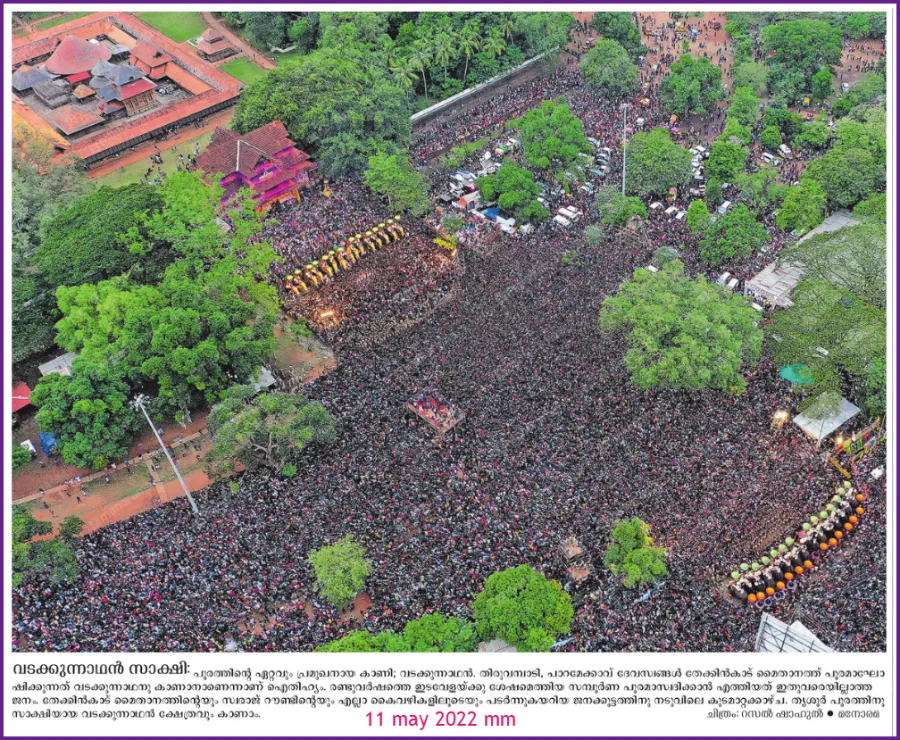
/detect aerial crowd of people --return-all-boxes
[12,13,887,654]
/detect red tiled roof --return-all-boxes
[14,13,244,163]
[118,77,156,100]
[72,84,96,99]
[12,382,32,413]
[197,37,235,55]
[276,148,312,168]
[66,70,90,84]
[51,105,105,135]
[200,27,223,42]
[251,169,297,193]
[45,35,111,75]
[130,40,171,66]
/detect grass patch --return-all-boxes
[137,11,206,43]
[265,45,307,66]
[94,128,217,189]
[221,58,267,86]
[36,12,92,30]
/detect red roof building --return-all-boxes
[44,35,111,76]
[12,382,32,414]
[129,40,172,79]
[195,122,318,211]
[51,105,106,135]
[196,28,236,62]
[12,13,245,164]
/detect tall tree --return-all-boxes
[511,99,592,177]
[776,178,827,235]
[34,184,166,289]
[624,128,692,198]
[232,48,412,176]
[308,535,371,610]
[590,12,644,59]
[31,359,140,469]
[476,163,549,223]
[659,55,723,115]
[699,204,768,267]
[604,518,668,589]
[580,39,638,100]
[599,260,763,393]
[364,153,430,216]
[207,385,336,476]
[472,565,573,652]
[804,147,884,208]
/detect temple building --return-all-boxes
[196,28,237,62]
[194,121,318,211]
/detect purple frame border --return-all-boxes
[2,2,897,739]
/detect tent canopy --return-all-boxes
[793,396,860,441]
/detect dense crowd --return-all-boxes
[12,204,886,653]
[12,14,887,654]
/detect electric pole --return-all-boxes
[132,394,201,515]
[621,101,628,196]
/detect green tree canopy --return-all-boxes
[776,178,827,235]
[760,125,782,151]
[804,147,884,208]
[54,257,277,425]
[207,385,336,475]
[865,356,886,418]
[780,224,886,310]
[34,184,166,289]
[699,204,768,267]
[232,47,412,177]
[308,535,371,610]
[12,445,31,470]
[511,99,592,176]
[659,55,723,116]
[762,20,842,100]
[12,504,52,544]
[733,169,787,212]
[364,152,430,216]
[624,128,692,198]
[590,12,644,59]
[727,86,761,128]
[732,62,768,96]
[762,108,804,141]
[59,515,85,543]
[476,163,549,223]
[604,518,668,589]
[706,141,748,183]
[31,360,141,469]
[400,614,478,652]
[811,66,835,103]
[853,193,886,224]
[767,280,885,413]
[599,260,763,393]
[686,200,711,234]
[580,39,638,100]
[594,187,647,227]
[472,565,573,652]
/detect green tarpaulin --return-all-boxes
[779,365,814,385]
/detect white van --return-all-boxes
[778,144,792,158]
[716,271,731,286]
[717,201,732,216]
[553,214,573,228]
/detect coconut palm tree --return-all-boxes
[432,31,457,80]
[391,59,417,100]
[408,39,433,101]
[379,36,400,71]
[498,13,516,41]
[459,21,482,85]
[483,28,507,60]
